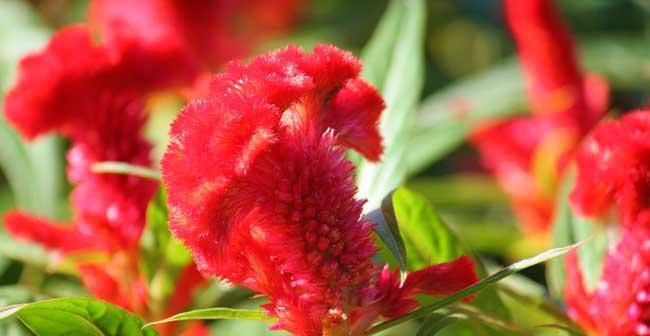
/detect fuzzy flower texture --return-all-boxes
[565,110,650,335]
[162,45,478,336]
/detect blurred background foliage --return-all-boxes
[0,0,649,335]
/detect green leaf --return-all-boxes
[144,308,275,329]
[380,187,510,321]
[547,172,577,299]
[140,188,191,311]
[547,170,608,295]
[391,188,464,269]
[0,298,159,336]
[364,191,408,276]
[572,215,608,292]
[364,242,583,335]
[405,60,526,174]
[356,0,426,210]
[359,0,404,92]
[0,0,66,220]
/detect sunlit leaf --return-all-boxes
[144,307,275,329]
[356,0,426,210]
[0,298,159,336]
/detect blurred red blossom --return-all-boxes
[471,0,609,236]
[90,0,303,96]
[566,227,650,335]
[161,45,478,336]
[2,25,206,335]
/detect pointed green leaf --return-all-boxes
[0,298,159,336]
[143,308,275,329]
[365,190,408,275]
[356,0,427,210]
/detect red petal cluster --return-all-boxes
[571,111,650,228]
[566,226,650,335]
[565,110,650,335]
[4,26,158,252]
[471,0,609,235]
[162,45,478,335]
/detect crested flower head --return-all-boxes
[571,110,650,228]
[471,0,609,235]
[162,45,478,335]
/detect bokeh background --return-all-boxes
[0,0,649,334]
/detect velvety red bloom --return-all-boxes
[471,0,609,235]
[90,0,303,85]
[4,26,158,252]
[565,226,650,335]
[162,45,478,335]
[571,110,650,228]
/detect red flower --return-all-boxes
[3,25,161,314]
[4,26,158,252]
[162,45,478,335]
[565,110,650,335]
[566,226,650,335]
[571,110,650,228]
[471,0,609,235]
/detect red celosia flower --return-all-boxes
[471,0,609,235]
[571,110,650,228]
[162,45,478,336]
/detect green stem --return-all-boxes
[91,161,161,181]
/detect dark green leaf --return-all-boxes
[356,0,426,209]
[364,190,408,276]
[0,298,159,336]
[144,308,275,329]
[364,242,582,335]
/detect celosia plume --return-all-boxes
[162,45,478,336]
[471,0,609,235]
[2,25,207,332]
[565,110,650,335]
